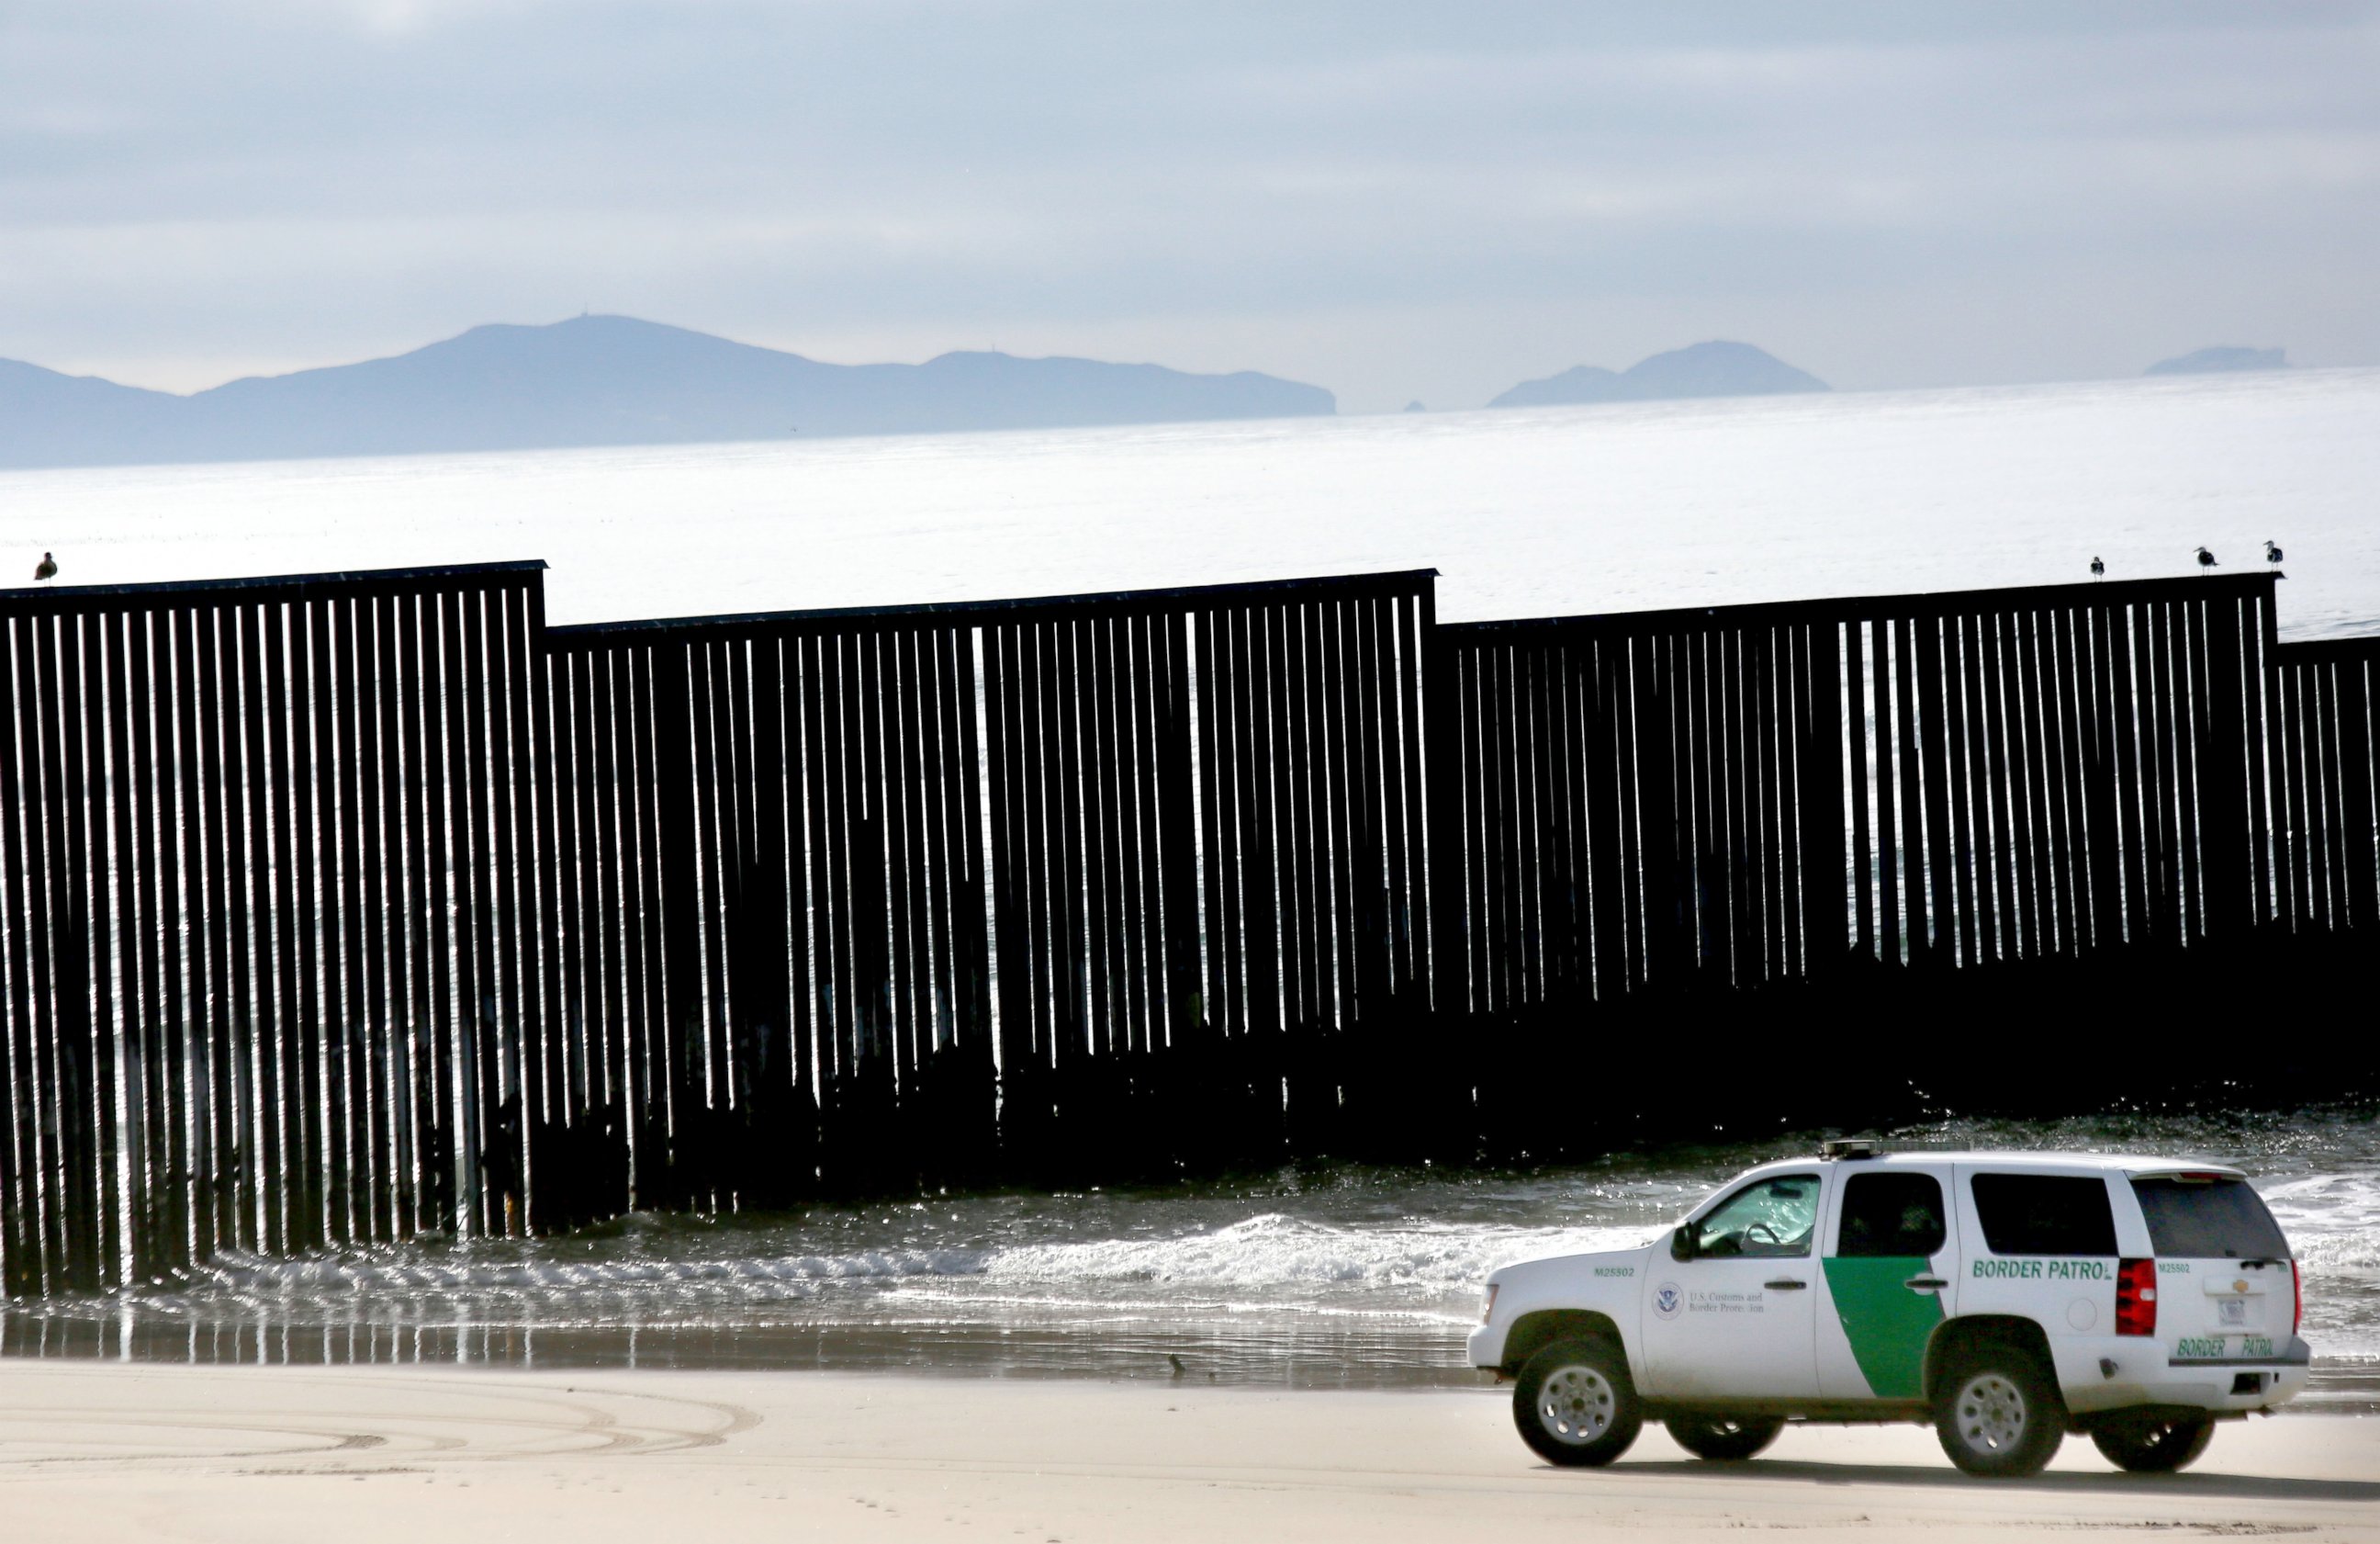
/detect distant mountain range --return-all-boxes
[0,315,1337,469]
[1490,341,1828,409]
[2145,346,2287,376]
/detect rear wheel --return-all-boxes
[2091,1413,2216,1473]
[1512,1338,1644,1467]
[1667,1413,1784,1461]
[1933,1342,2065,1479]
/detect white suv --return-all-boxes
[1468,1144,2307,1477]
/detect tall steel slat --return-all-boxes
[683,640,725,1129]
[271,600,323,1253]
[2199,597,2251,937]
[337,597,384,1242]
[418,592,463,1231]
[981,626,1026,1074]
[153,605,198,1273]
[1079,615,1117,1052]
[2144,602,2184,941]
[73,608,124,1283]
[1016,623,1057,1066]
[522,587,563,1199]
[1898,614,1930,961]
[0,616,42,1293]
[2082,605,2125,947]
[190,605,235,1255]
[815,633,857,1093]
[1716,628,1749,982]
[491,587,537,1223]
[1154,613,1201,1047]
[2040,607,2081,952]
[293,599,337,1248]
[26,611,75,1286]
[443,588,490,1233]
[1278,603,1317,1032]
[2241,605,2274,926]
[1869,622,1903,964]
[1954,614,1997,960]
[103,608,154,1278]
[2174,603,2209,942]
[2317,662,2349,926]
[2114,603,2155,946]
[1843,621,1874,960]
[2010,607,2057,952]
[951,624,994,1063]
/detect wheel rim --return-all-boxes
[1536,1365,1618,1446]
[1951,1372,2029,1455]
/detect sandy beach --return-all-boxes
[1,1361,2374,1542]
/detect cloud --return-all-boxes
[2,2,2374,407]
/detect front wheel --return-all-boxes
[2090,1413,2215,1473]
[1667,1413,1784,1461]
[1933,1344,2065,1479]
[1512,1338,1644,1467]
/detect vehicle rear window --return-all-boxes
[1836,1172,1948,1258]
[2132,1177,2291,1259]
[1970,1174,2117,1256]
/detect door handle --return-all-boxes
[1904,1276,1948,1292]
[1764,1279,1808,1290]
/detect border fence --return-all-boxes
[2,560,2373,1296]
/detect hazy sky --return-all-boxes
[4,2,2375,411]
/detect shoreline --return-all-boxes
[5,1321,2374,1413]
[3,1358,2376,1542]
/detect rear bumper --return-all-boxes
[2055,1335,2312,1415]
[1466,1324,1504,1370]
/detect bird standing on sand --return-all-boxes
[2195,546,2217,572]
[2265,540,2285,567]
[33,552,57,582]
[1167,1354,1186,1380]
[2090,556,2105,580]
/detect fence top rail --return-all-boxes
[544,567,1443,648]
[0,558,548,614]
[1438,570,2282,641]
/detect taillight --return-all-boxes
[2116,1257,2158,1336]
[2292,1260,2302,1335]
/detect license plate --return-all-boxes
[2217,1297,2250,1326]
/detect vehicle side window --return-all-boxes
[1970,1174,2116,1256]
[1693,1174,1821,1258]
[1836,1172,1947,1258]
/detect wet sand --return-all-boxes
[2,1360,2375,1541]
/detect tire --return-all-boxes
[2090,1413,2216,1473]
[1932,1341,2066,1479]
[1512,1338,1644,1467]
[1667,1413,1784,1461]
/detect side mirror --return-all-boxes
[1670,1223,1697,1263]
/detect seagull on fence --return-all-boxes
[2195,546,2218,572]
[2091,556,2105,580]
[33,552,57,582]
[2265,539,2285,566]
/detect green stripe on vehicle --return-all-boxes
[1823,1257,1943,1400]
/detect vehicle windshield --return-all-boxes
[2132,1177,2291,1259]
[1693,1174,1820,1258]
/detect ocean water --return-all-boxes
[6,367,2378,640]
[3,370,2377,1394]
[2,1112,2374,1401]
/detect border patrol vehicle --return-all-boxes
[1468,1143,2307,1477]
